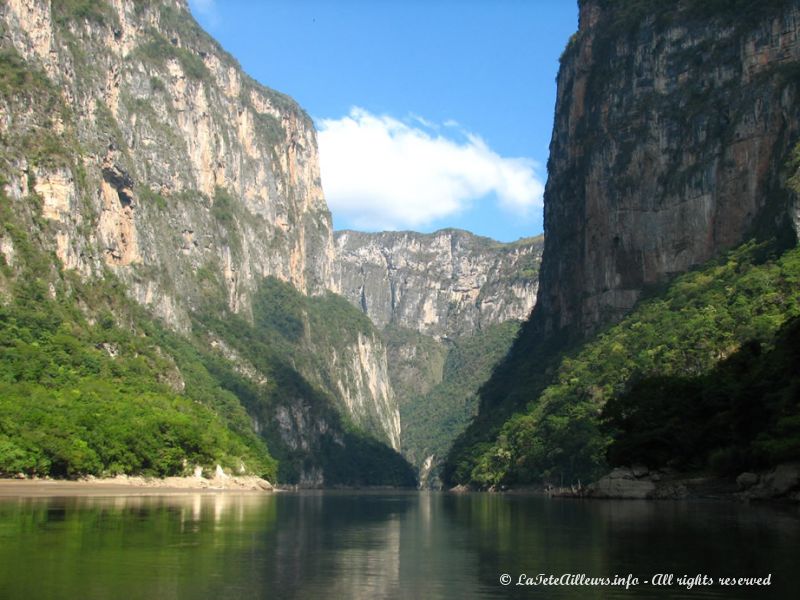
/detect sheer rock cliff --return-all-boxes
[333,229,543,484]
[333,229,543,340]
[0,0,402,479]
[536,0,800,341]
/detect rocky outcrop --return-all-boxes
[0,0,406,482]
[740,463,800,501]
[1,0,334,332]
[311,330,401,450]
[333,229,542,339]
[581,466,692,500]
[445,1,800,490]
[581,463,800,502]
[535,0,800,341]
[333,229,542,483]
[585,468,657,499]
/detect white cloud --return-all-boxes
[317,108,544,230]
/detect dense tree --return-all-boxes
[446,240,800,487]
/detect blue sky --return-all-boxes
[188,1,578,242]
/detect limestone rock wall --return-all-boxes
[1,0,334,331]
[0,0,402,474]
[333,229,543,339]
[536,0,800,340]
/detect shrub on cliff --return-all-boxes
[448,240,800,486]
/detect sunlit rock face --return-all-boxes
[1,0,335,332]
[333,229,543,339]
[535,0,800,341]
[333,228,544,484]
[0,0,404,479]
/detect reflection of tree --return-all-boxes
[0,494,277,600]
[442,494,800,599]
[2,493,798,599]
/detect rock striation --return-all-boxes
[333,229,543,339]
[535,0,800,341]
[333,229,543,485]
[0,0,403,481]
[1,0,334,330]
[444,0,800,489]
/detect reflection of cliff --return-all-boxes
[258,493,488,599]
[261,494,406,598]
[441,495,800,599]
[2,493,798,597]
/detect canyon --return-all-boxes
[0,0,542,485]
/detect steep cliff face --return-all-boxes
[1,0,336,331]
[333,229,543,485]
[0,0,408,484]
[444,0,800,488]
[327,332,401,450]
[334,229,543,339]
[537,0,800,340]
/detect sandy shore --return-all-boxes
[0,474,275,497]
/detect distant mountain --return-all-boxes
[333,229,543,486]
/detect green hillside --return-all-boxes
[400,321,520,477]
[0,190,277,479]
[445,239,800,486]
[604,314,800,474]
[0,186,416,486]
[196,276,417,487]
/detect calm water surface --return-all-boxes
[0,491,797,599]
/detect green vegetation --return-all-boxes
[211,186,236,228]
[445,240,800,487]
[0,49,75,169]
[0,190,276,479]
[0,49,52,98]
[400,322,520,477]
[0,0,414,488]
[138,187,168,211]
[207,187,244,253]
[604,315,800,474]
[52,0,118,28]
[136,31,209,81]
[0,381,267,478]
[0,181,412,484]
[195,277,416,487]
[252,112,286,147]
[93,100,130,161]
[383,325,448,403]
[149,75,166,93]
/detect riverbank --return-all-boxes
[538,463,800,504]
[448,463,800,504]
[0,474,274,497]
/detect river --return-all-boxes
[0,491,796,598]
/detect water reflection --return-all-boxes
[0,492,797,599]
[262,492,412,599]
[0,494,277,600]
[441,495,800,599]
